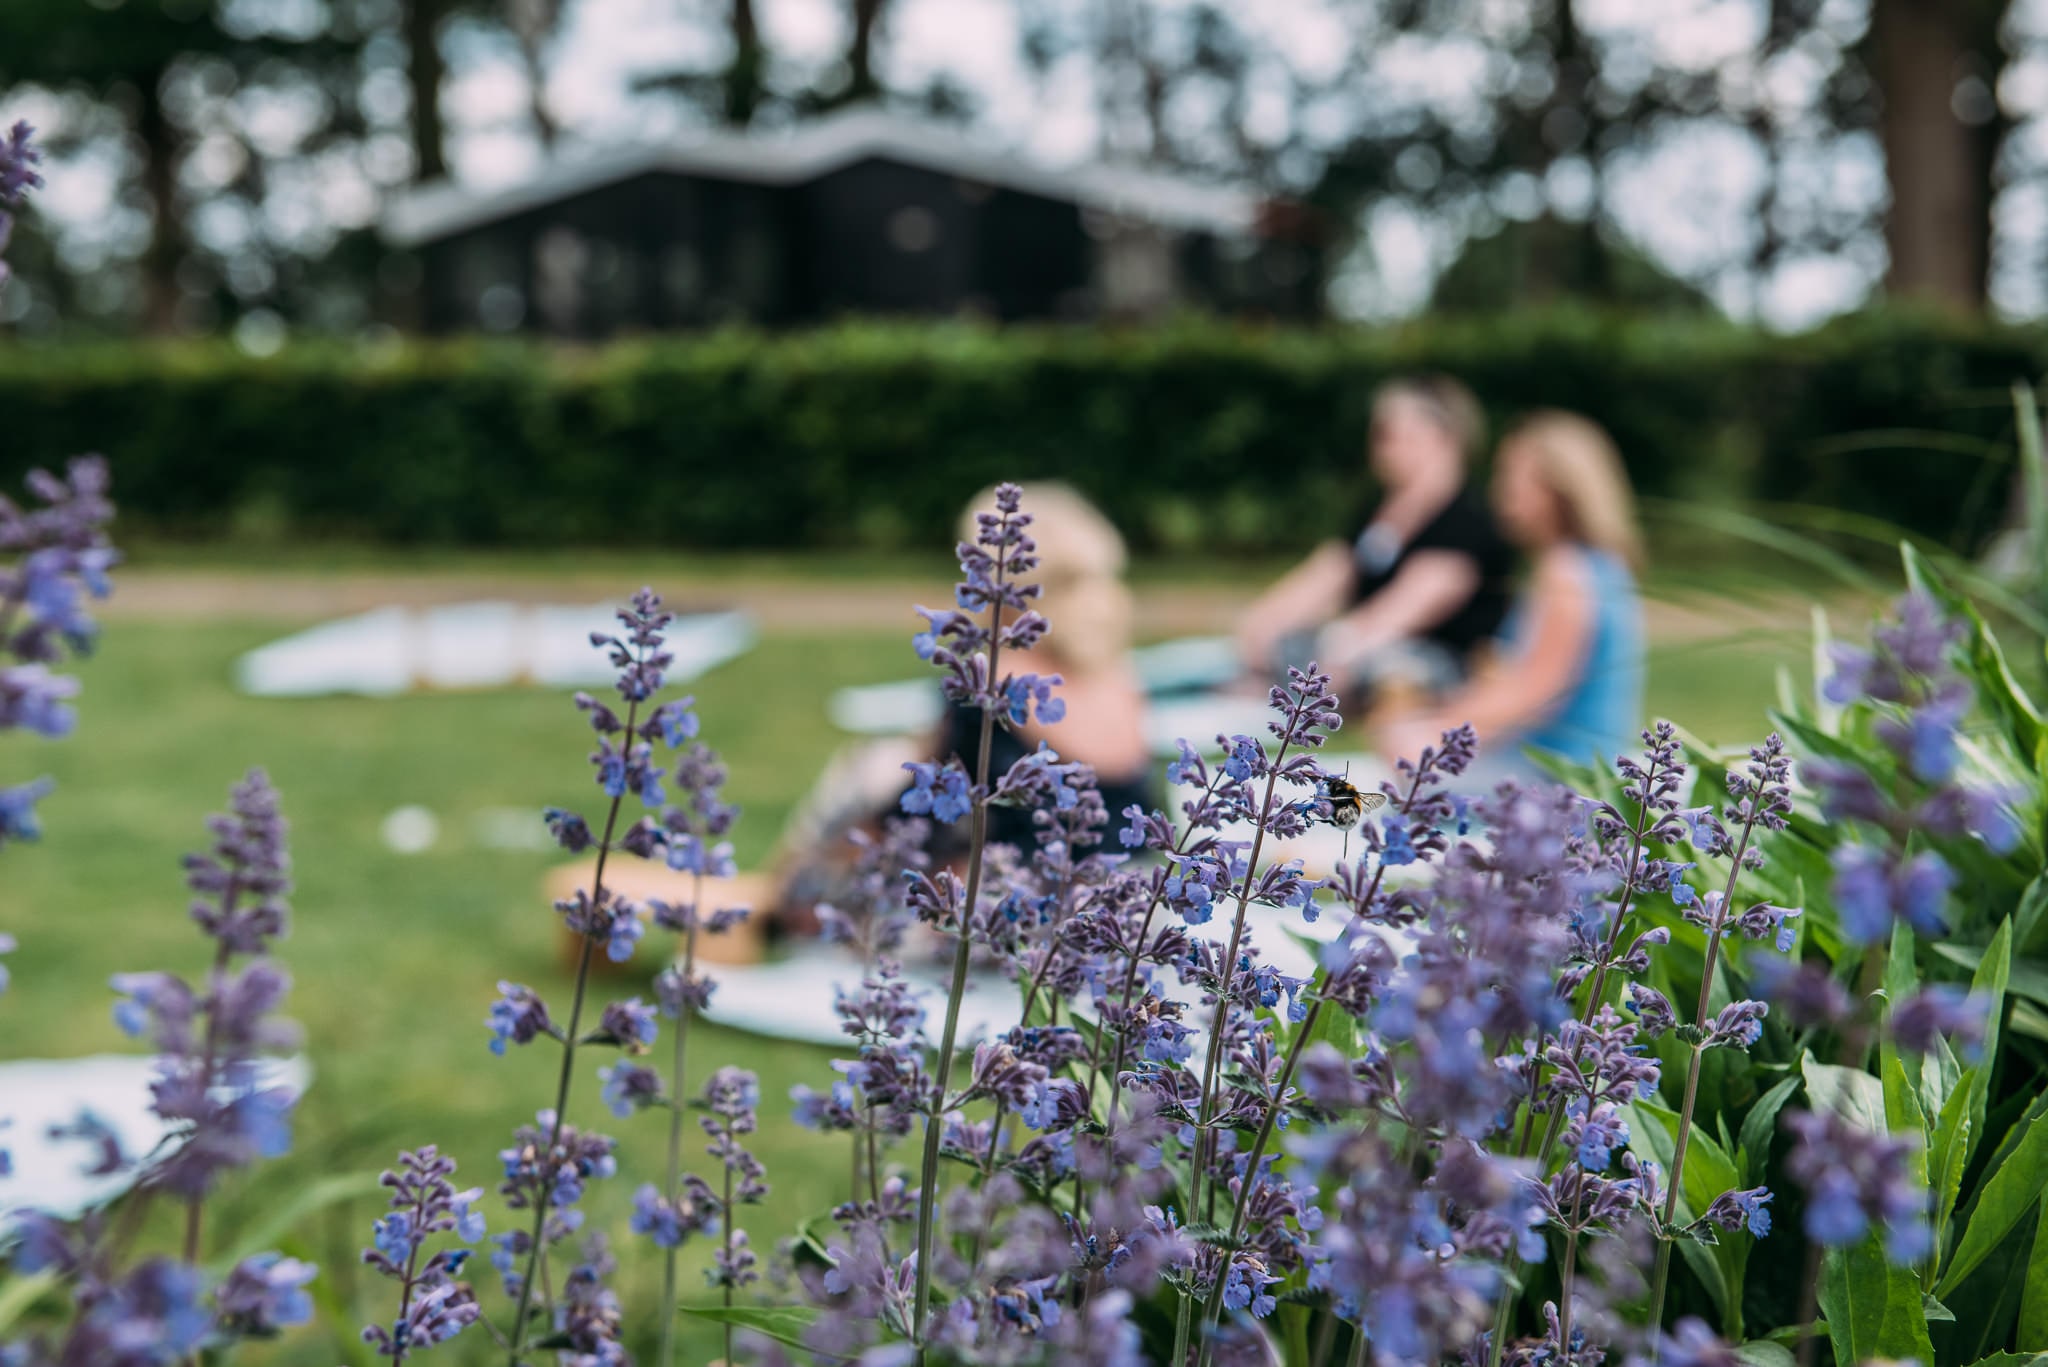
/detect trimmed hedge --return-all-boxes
[0,310,2042,553]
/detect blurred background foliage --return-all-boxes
[0,310,2037,560]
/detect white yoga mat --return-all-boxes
[0,1054,312,1229]
[234,604,756,698]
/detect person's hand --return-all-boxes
[1376,713,1445,768]
[1315,619,1371,674]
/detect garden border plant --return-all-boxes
[8,126,2048,1367]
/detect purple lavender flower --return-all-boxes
[1632,1317,1745,1367]
[214,1253,316,1336]
[901,758,972,823]
[0,776,53,845]
[594,997,657,1052]
[0,455,118,851]
[630,1180,713,1249]
[550,1235,626,1364]
[1698,1185,1773,1239]
[498,1110,617,1216]
[1832,844,1954,945]
[486,981,554,1055]
[701,1067,769,1289]
[107,772,300,1203]
[32,1258,211,1364]
[1890,985,1988,1060]
[360,1146,485,1361]
[1784,1108,1931,1262]
[1698,999,1768,1051]
[597,1062,665,1117]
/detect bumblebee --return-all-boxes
[1317,775,1387,830]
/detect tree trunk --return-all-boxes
[135,71,181,335]
[845,0,887,104]
[509,0,559,148]
[405,0,447,181]
[1867,0,2003,308]
[722,0,766,126]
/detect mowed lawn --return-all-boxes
[0,566,1814,1364]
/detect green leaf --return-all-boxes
[1820,1232,1937,1366]
[1278,1302,1313,1367]
[1966,922,2015,1174]
[678,1304,819,1352]
[1884,920,1919,1004]
[1734,1340,1796,1367]
[1926,1291,1958,1321]
[1631,1098,1746,1329]
[1955,1356,2048,1367]
[1932,1081,1977,1265]
[1928,942,2048,1015]
[2022,1199,2048,1350]
[1882,1050,1931,1188]
[0,1273,57,1338]
[1801,1055,1886,1133]
[203,1171,387,1277]
[1740,1075,1801,1185]
[1939,1109,2048,1297]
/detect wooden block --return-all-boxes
[544,860,773,977]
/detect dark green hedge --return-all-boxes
[1,310,2041,554]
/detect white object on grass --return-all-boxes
[0,1054,312,1229]
[234,604,756,698]
[381,805,441,855]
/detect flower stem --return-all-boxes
[910,553,1007,1358]
[1558,1219,1583,1361]
[1647,814,1761,1342]
[506,692,642,1366]
[721,1157,735,1367]
[1197,763,1431,1351]
[1181,724,1304,1367]
[657,868,702,1367]
[1487,769,1664,1367]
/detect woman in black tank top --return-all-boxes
[1235,374,1513,700]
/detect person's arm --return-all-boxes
[1378,549,1594,753]
[1316,549,1480,671]
[1235,541,1353,668]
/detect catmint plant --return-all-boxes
[3,772,313,1365]
[112,769,299,1255]
[0,453,117,848]
[1774,593,2015,1247]
[900,482,1063,1349]
[360,1146,487,1360]
[699,1066,769,1365]
[491,589,701,1363]
[1642,735,1795,1331]
[636,729,749,1367]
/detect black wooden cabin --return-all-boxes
[379,108,1324,336]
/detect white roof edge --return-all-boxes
[380,107,1263,248]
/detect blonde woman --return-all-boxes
[927,482,1154,850]
[1377,410,1645,769]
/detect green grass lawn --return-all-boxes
[0,602,1812,1363]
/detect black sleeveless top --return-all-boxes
[1349,488,1514,661]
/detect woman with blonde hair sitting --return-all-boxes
[1376,410,1644,771]
[925,481,1154,851]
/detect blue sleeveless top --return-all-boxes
[1510,548,1643,767]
